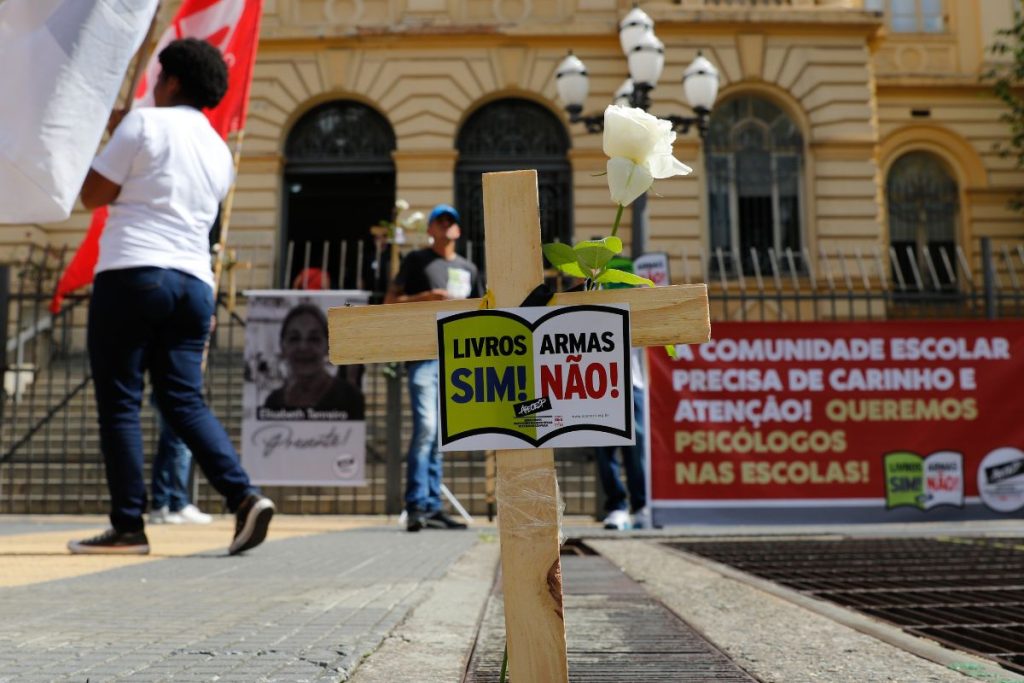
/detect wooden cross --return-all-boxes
[328,170,709,682]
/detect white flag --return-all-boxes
[0,0,159,224]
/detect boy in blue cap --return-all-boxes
[384,203,484,531]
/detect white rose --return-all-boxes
[402,211,427,232]
[603,104,691,206]
[394,198,410,211]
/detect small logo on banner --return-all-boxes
[883,450,964,510]
[985,458,1024,485]
[514,396,552,417]
[977,447,1024,513]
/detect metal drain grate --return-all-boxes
[666,537,1024,675]
[464,545,759,682]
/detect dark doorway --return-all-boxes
[283,101,396,291]
[455,98,572,270]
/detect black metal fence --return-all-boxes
[1,238,1021,517]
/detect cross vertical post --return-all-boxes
[481,170,569,682]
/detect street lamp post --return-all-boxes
[555,5,720,260]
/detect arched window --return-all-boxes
[705,96,804,275]
[284,101,396,289]
[886,151,959,289]
[455,99,572,265]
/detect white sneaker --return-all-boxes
[149,506,183,525]
[603,509,631,530]
[632,506,651,529]
[176,504,213,525]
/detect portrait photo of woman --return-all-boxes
[262,303,365,419]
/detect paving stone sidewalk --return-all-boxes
[0,527,477,682]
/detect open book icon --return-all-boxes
[884,450,964,510]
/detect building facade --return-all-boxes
[12,0,1024,300]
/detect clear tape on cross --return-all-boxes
[495,467,566,545]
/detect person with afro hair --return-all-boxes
[69,38,275,556]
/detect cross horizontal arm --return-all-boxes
[327,283,709,365]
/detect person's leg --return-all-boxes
[595,446,628,514]
[150,396,189,511]
[424,364,443,514]
[595,445,630,529]
[150,409,172,513]
[404,360,439,517]
[626,387,649,527]
[148,272,270,553]
[148,272,255,512]
[165,435,192,512]
[87,268,172,534]
[621,444,647,511]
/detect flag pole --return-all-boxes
[202,129,245,373]
[211,129,245,298]
[125,2,162,106]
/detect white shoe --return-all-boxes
[176,504,213,525]
[149,506,183,525]
[632,507,651,529]
[603,509,631,530]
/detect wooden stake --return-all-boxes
[482,170,568,683]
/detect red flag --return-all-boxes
[50,0,263,313]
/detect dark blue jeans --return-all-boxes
[404,359,442,514]
[89,267,257,532]
[595,388,647,514]
[150,396,192,512]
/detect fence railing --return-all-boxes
[1,238,1021,516]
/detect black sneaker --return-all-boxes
[67,528,149,555]
[424,510,468,530]
[406,512,426,532]
[229,494,275,555]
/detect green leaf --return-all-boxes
[594,268,655,288]
[573,237,623,271]
[665,344,678,360]
[543,242,588,278]
[543,241,577,266]
[554,261,588,278]
[575,236,623,254]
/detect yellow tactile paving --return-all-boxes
[0,515,389,588]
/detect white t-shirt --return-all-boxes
[91,106,233,290]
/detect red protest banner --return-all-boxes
[648,320,1024,520]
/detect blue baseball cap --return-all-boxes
[428,203,460,225]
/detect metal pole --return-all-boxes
[0,265,8,426]
[384,364,404,515]
[982,237,997,319]
[631,191,648,260]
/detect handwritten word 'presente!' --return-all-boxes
[452,335,527,358]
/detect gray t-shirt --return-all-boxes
[394,248,483,300]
